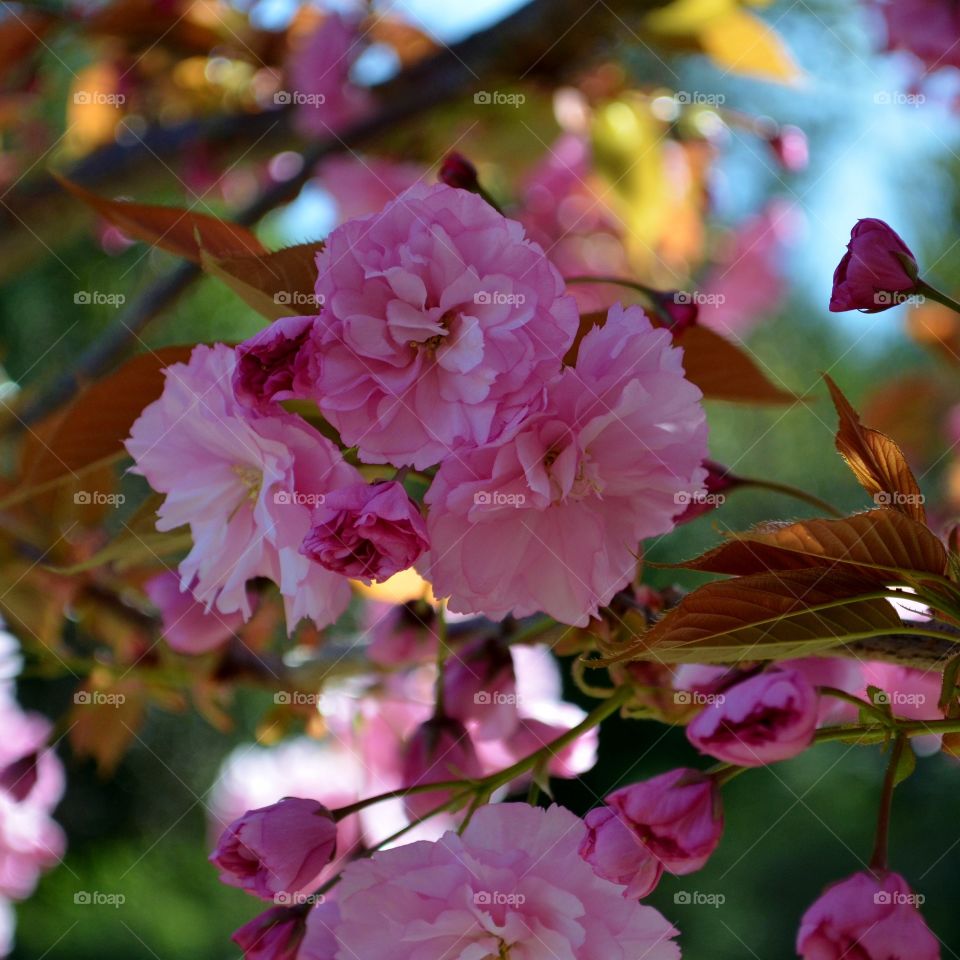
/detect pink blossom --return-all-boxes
[233,316,316,415]
[797,871,940,959]
[686,668,818,766]
[145,572,243,655]
[877,0,960,72]
[401,715,482,820]
[126,344,362,632]
[208,738,363,877]
[310,182,578,468]
[697,202,798,337]
[830,218,919,313]
[364,600,439,667]
[211,798,337,901]
[861,663,945,755]
[423,303,708,625]
[233,905,306,960]
[767,124,809,172]
[442,636,518,740]
[301,481,429,583]
[581,768,722,897]
[287,13,370,138]
[581,806,665,898]
[298,901,339,960]
[315,155,425,225]
[334,803,680,959]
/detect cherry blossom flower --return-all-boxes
[145,572,243,655]
[126,344,361,632]
[310,182,578,468]
[333,803,681,959]
[423,302,707,625]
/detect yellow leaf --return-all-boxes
[700,8,802,83]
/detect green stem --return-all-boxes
[818,686,896,726]
[917,279,960,316]
[871,734,907,871]
[737,477,844,518]
[434,600,449,716]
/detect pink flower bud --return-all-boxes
[442,636,518,740]
[233,315,316,414]
[438,152,479,191]
[830,218,919,313]
[580,806,663,898]
[401,716,482,820]
[301,481,429,583]
[686,668,818,767]
[797,871,939,960]
[767,124,808,172]
[232,905,307,960]
[145,572,244,655]
[211,797,337,900]
[580,767,723,897]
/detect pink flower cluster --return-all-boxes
[129,182,707,631]
[0,626,66,957]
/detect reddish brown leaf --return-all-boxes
[671,510,948,583]
[21,345,197,489]
[613,568,902,664]
[55,175,266,262]
[200,242,325,320]
[825,375,927,523]
[566,311,797,403]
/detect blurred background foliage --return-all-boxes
[3,0,960,957]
